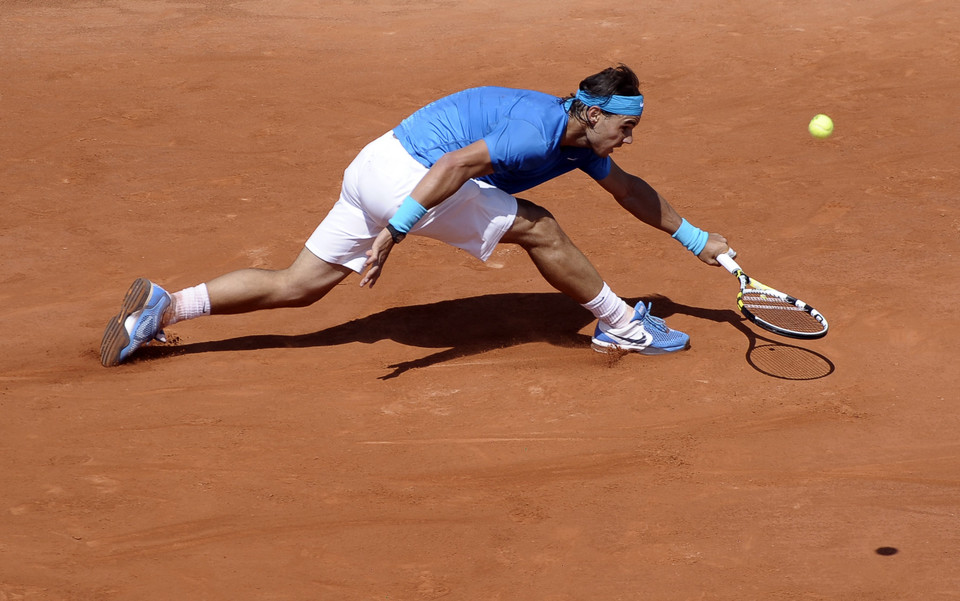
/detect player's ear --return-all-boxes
[587,106,603,127]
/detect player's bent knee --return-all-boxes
[278,251,352,307]
[277,273,342,307]
[280,281,325,307]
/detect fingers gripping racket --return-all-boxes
[717,249,828,339]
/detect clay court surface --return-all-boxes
[2,1,959,599]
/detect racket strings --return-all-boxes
[742,289,823,334]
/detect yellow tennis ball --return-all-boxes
[808,114,834,139]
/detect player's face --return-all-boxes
[588,113,638,157]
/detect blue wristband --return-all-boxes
[672,218,709,256]
[388,196,428,234]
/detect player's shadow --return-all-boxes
[141,292,593,379]
[139,292,834,380]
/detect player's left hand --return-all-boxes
[360,228,396,288]
[698,233,730,266]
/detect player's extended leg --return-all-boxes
[497,198,605,302]
[100,247,352,366]
[202,247,353,315]
[499,198,689,354]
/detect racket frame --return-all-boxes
[717,251,828,339]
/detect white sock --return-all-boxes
[581,282,634,329]
[168,283,211,326]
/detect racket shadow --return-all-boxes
[646,295,835,381]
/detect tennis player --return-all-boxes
[100,64,730,367]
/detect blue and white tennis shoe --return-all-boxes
[100,278,170,366]
[591,302,690,354]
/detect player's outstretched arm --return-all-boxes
[598,160,680,233]
[598,161,729,264]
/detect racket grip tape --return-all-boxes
[716,248,740,274]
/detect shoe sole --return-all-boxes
[100,278,152,367]
[591,339,690,355]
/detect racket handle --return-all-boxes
[716,248,740,274]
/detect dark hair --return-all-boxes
[563,64,642,124]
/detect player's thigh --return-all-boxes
[305,132,427,273]
[499,198,560,248]
[412,180,517,262]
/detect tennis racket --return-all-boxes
[716,249,828,339]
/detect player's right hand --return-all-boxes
[698,233,731,266]
[359,228,396,288]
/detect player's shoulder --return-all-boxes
[455,86,558,104]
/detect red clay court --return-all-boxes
[2,1,958,599]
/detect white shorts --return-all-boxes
[305,131,518,273]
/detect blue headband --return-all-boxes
[563,90,644,117]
